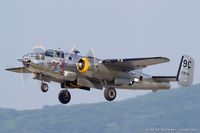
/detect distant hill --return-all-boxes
[0,84,200,133]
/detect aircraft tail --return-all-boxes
[152,55,194,86]
[176,55,195,86]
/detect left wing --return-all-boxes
[5,67,31,73]
[101,57,169,71]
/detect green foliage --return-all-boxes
[0,84,200,133]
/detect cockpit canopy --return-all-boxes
[44,49,64,58]
[22,49,65,63]
[23,53,45,61]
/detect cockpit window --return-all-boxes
[61,53,64,58]
[36,53,45,60]
[44,49,56,57]
[30,54,36,58]
[44,49,64,58]
[68,57,72,60]
[56,51,61,58]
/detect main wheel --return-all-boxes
[104,87,117,101]
[58,90,71,104]
[41,83,49,93]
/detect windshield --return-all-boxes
[24,53,45,61]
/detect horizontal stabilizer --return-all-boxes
[152,76,177,82]
[152,55,194,86]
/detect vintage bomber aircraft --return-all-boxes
[6,47,194,104]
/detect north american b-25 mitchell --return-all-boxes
[6,46,195,104]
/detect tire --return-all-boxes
[41,83,49,93]
[104,87,117,101]
[58,90,71,104]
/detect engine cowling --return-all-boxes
[76,57,97,74]
[63,71,77,81]
[77,57,90,73]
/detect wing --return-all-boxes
[5,67,31,73]
[101,57,170,71]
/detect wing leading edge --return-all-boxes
[101,57,170,71]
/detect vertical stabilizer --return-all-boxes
[177,55,195,86]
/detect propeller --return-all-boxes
[87,48,98,71]
[19,67,32,84]
[17,59,23,62]
[76,48,98,74]
[32,45,46,53]
[87,48,98,67]
[65,45,78,61]
[87,48,96,58]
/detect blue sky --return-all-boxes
[0,0,200,110]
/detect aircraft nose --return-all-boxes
[22,55,31,67]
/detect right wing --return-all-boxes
[101,57,170,71]
[5,67,31,73]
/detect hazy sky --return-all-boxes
[0,0,200,110]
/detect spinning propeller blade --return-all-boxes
[32,45,46,53]
[87,48,98,73]
[66,45,78,61]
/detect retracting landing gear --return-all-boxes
[41,82,49,93]
[104,87,117,101]
[58,90,71,104]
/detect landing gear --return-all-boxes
[58,90,71,104]
[104,87,117,101]
[41,83,49,93]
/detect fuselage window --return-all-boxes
[45,50,65,59]
[45,51,54,57]
[68,57,72,60]
[56,52,61,58]
[61,53,64,58]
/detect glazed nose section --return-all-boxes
[23,55,31,67]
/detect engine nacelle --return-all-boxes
[76,57,97,74]
[61,80,90,91]
[115,78,133,85]
[63,71,77,81]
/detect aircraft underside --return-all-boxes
[37,72,171,104]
